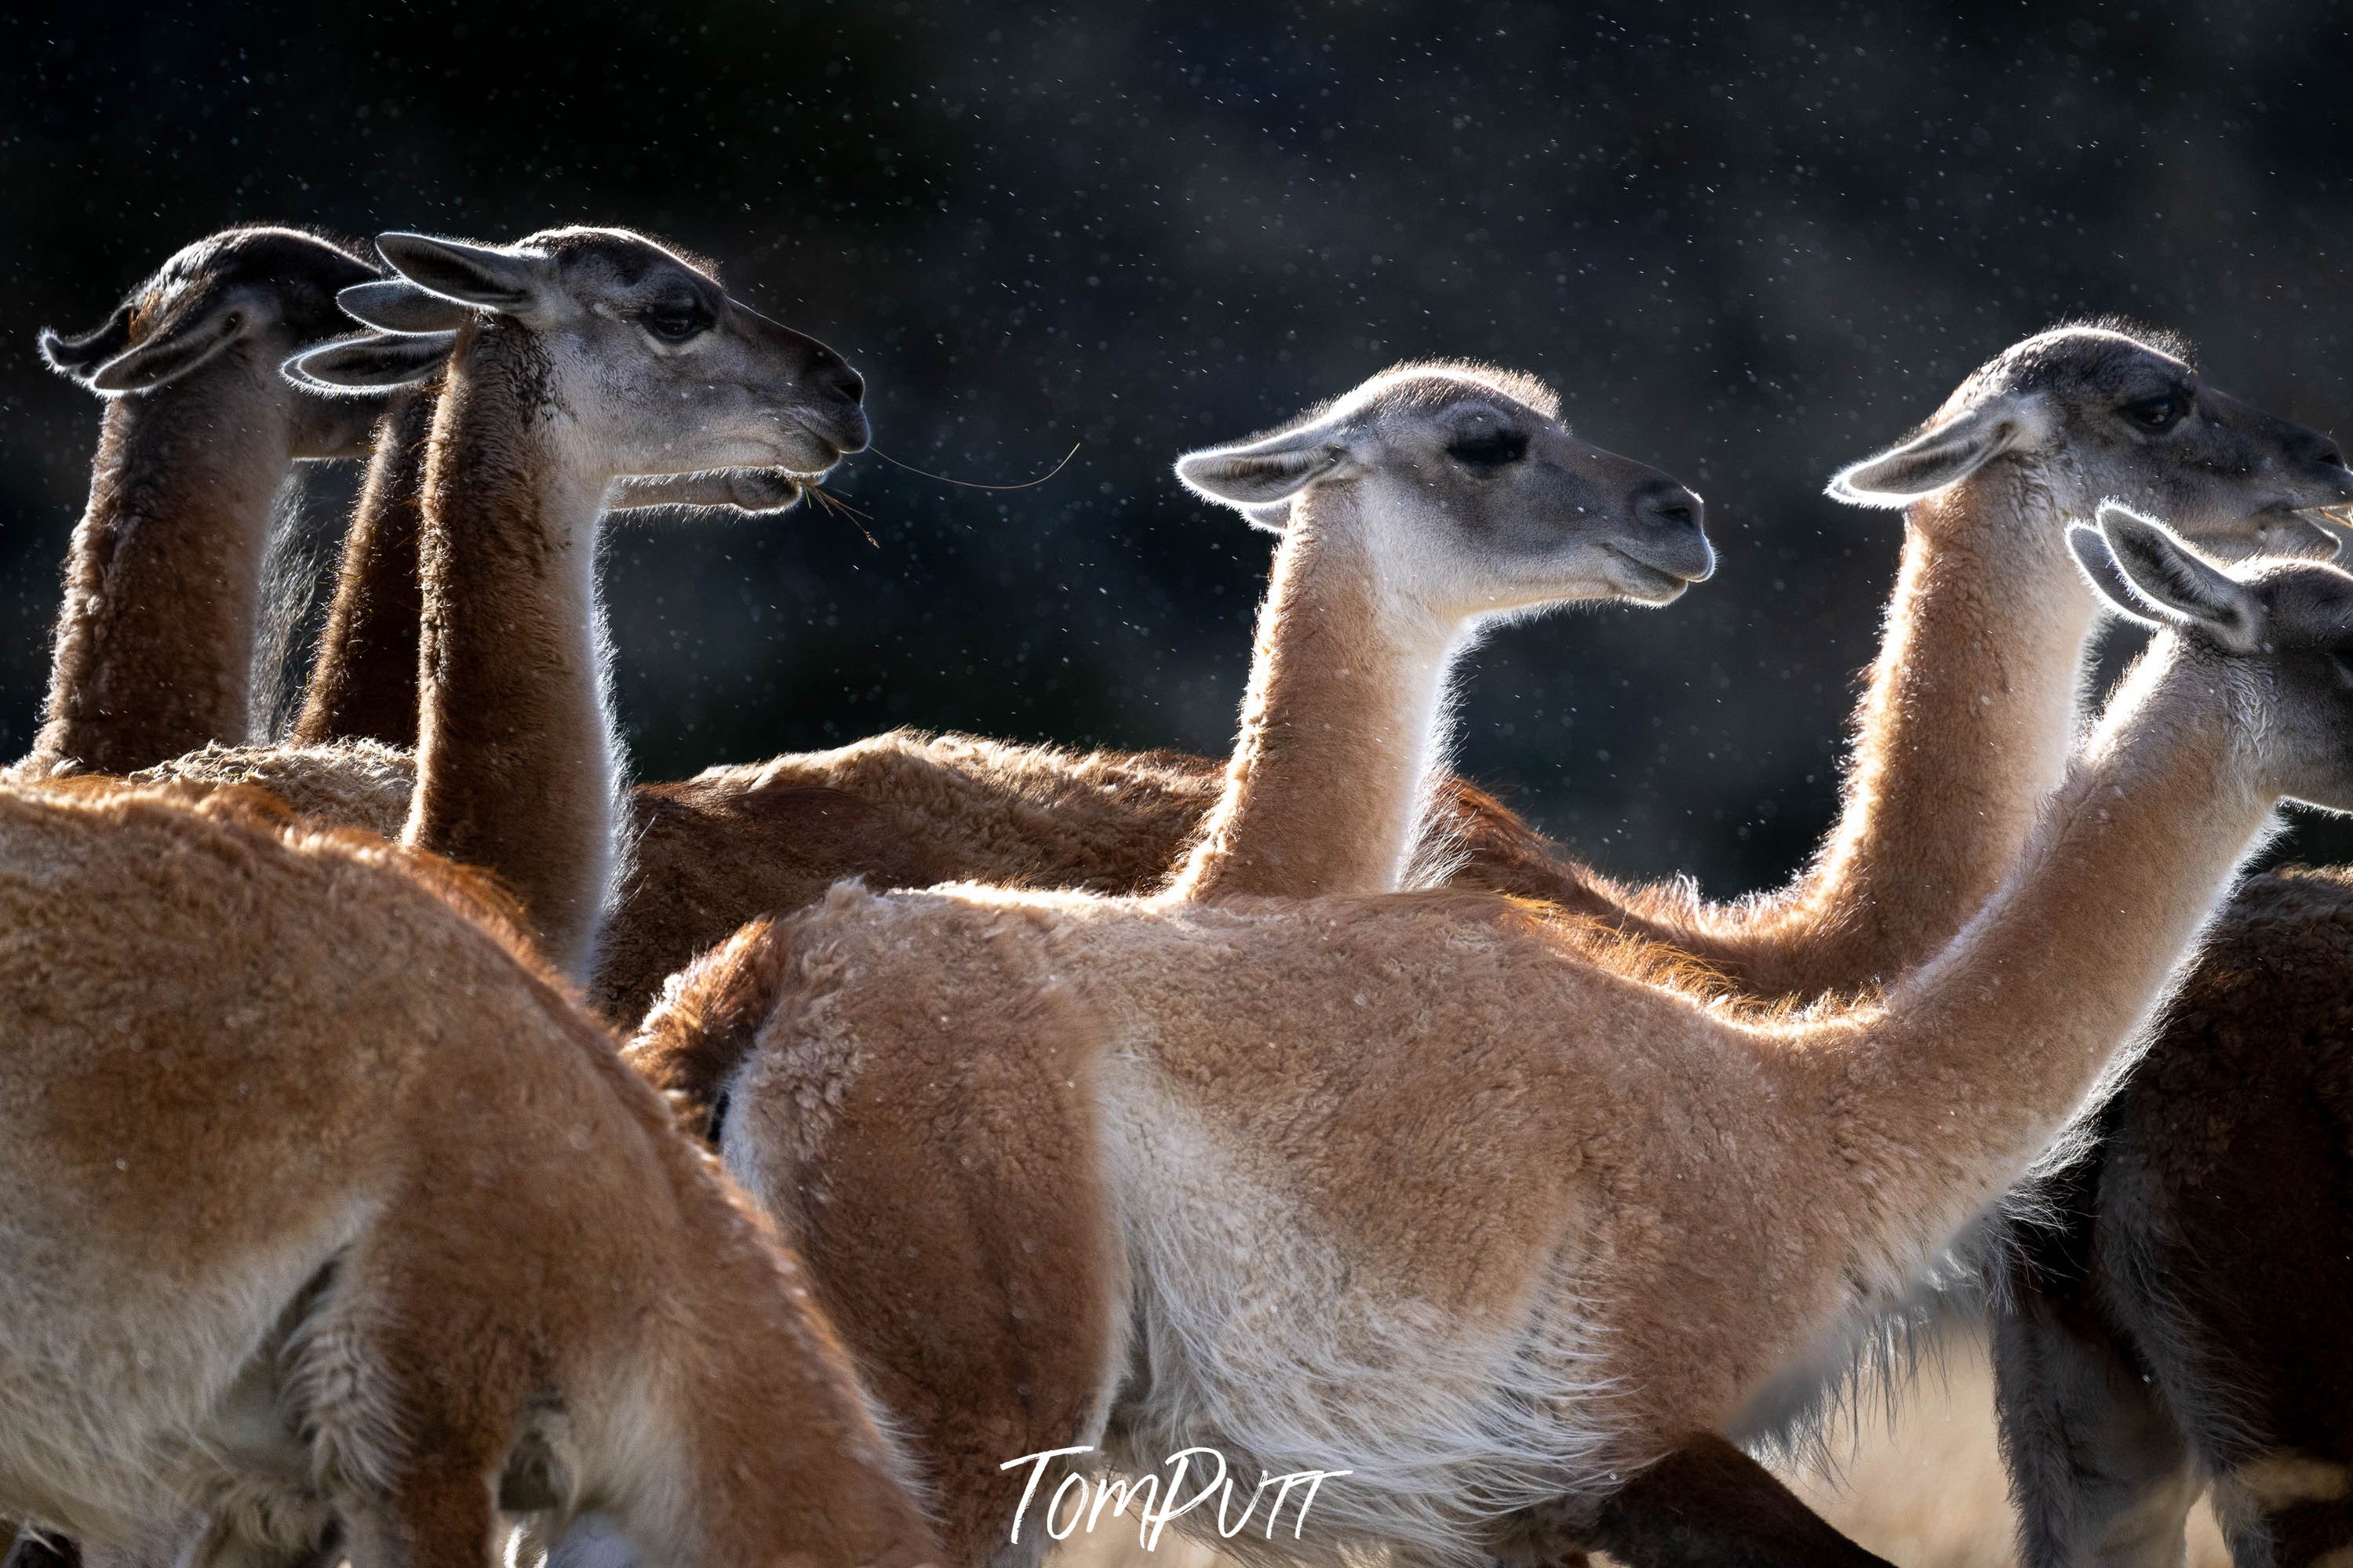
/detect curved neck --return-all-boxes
[1681,462,2097,995]
[1167,493,1460,900]
[28,382,295,775]
[1795,642,2266,1289]
[293,387,436,748]
[402,324,617,980]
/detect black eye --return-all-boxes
[1448,430,1528,468]
[642,307,709,344]
[2122,392,2189,432]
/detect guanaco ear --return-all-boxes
[1827,396,2047,508]
[1175,420,1358,532]
[75,293,268,395]
[374,232,550,316]
[37,304,137,383]
[337,279,475,335]
[2066,524,2147,624]
[2095,502,2265,652]
[283,331,459,396]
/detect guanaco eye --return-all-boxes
[642,307,710,344]
[1448,430,1528,468]
[2122,392,2189,432]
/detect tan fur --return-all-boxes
[138,225,869,982]
[129,740,417,838]
[0,782,934,1568]
[292,385,439,750]
[398,307,620,976]
[616,328,2346,1021]
[675,536,2353,1566]
[293,382,810,755]
[1161,362,1707,901]
[1164,515,1453,899]
[97,329,2351,1035]
[19,227,383,778]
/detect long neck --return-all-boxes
[402,325,616,980]
[1167,492,1458,900]
[1667,462,2096,995]
[293,387,435,748]
[27,378,293,775]
[1799,642,2266,1286]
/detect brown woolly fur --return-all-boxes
[0,782,938,1568]
[1989,863,2353,1567]
[1161,363,1708,902]
[710,890,1123,1568]
[207,329,2349,1040]
[20,226,385,778]
[674,522,2353,1567]
[334,226,864,981]
[618,326,2353,1098]
[631,916,795,1137]
[140,731,1211,1020]
[1585,324,2353,998]
[139,224,867,982]
[293,384,439,749]
[293,384,812,756]
[257,361,1705,1020]
[128,739,416,838]
[614,329,2344,1020]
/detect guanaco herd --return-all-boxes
[3,221,2352,1568]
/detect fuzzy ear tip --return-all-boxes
[1822,464,1905,510]
[2094,499,2157,533]
[35,329,82,379]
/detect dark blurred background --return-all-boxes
[5,0,2351,893]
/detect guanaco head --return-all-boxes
[1175,360,1713,618]
[2073,503,2353,812]
[37,225,386,457]
[285,225,866,486]
[1831,324,2353,558]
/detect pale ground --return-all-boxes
[1046,1324,2229,1568]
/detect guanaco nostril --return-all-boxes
[821,357,865,408]
[1636,481,1706,535]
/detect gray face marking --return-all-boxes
[1355,380,1712,609]
[1975,327,2353,552]
[1179,364,1711,618]
[508,227,868,482]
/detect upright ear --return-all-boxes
[1827,395,2046,508]
[374,232,550,315]
[283,331,458,396]
[75,295,264,395]
[337,279,475,335]
[2096,502,2265,652]
[1175,419,1357,530]
[2066,524,2148,624]
[37,304,137,383]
